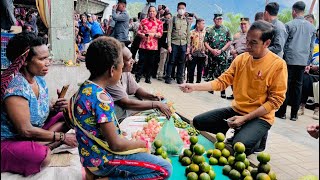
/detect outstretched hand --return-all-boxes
[307,124,319,139]
[179,83,194,93]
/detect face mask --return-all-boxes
[178,9,185,16]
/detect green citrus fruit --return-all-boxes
[187,172,199,180]
[186,166,191,175]
[235,152,246,162]
[208,170,216,180]
[209,157,219,165]
[184,149,193,157]
[219,156,228,166]
[229,169,241,180]
[234,161,246,172]
[193,144,206,155]
[211,149,222,159]
[244,158,250,168]
[161,151,168,159]
[192,155,205,165]
[189,163,200,173]
[268,171,277,180]
[257,152,271,164]
[155,147,164,155]
[215,142,225,151]
[228,156,236,166]
[206,149,214,158]
[222,165,232,175]
[247,166,253,172]
[182,157,192,166]
[190,144,195,152]
[200,162,211,173]
[190,136,198,144]
[258,163,271,174]
[242,169,251,177]
[244,176,254,180]
[233,142,246,154]
[256,173,271,180]
[216,132,225,142]
[199,172,211,180]
[221,148,230,158]
[153,140,162,148]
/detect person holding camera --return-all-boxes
[187,18,207,83]
[112,0,131,47]
[165,2,191,84]
[135,6,163,84]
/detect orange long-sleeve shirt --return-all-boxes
[211,51,288,125]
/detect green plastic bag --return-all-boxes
[154,117,184,155]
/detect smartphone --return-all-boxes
[145,33,149,37]
[59,85,69,98]
[224,118,234,122]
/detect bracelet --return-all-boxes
[53,131,56,141]
[59,132,64,142]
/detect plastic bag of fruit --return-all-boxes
[153,116,184,155]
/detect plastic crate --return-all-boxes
[1,33,15,70]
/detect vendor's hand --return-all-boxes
[227,116,247,129]
[63,133,78,148]
[179,83,194,93]
[152,94,164,101]
[154,101,172,119]
[210,49,218,56]
[51,89,68,112]
[186,47,190,55]
[307,124,319,139]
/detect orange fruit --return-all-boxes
[189,164,200,173]
[216,132,225,142]
[206,149,214,158]
[161,151,168,159]
[182,157,192,166]
[258,163,271,174]
[233,142,246,154]
[234,161,246,172]
[257,152,271,164]
[229,169,241,180]
[199,162,211,173]
[242,169,251,177]
[209,157,219,165]
[199,172,211,180]
[219,156,228,166]
[222,165,232,175]
[192,155,205,165]
[268,171,277,180]
[234,152,246,162]
[256,173,271,180]
[228,156,235,166]
[244,176,254,180]
[155,147,164,155]
[184,149,193,157]
[221,148,230,158]
[244,158,250,168]
[212,149,222,159]
[208,170,216,180]
[215,142,225,151]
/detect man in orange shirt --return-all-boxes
[179,21,288,155]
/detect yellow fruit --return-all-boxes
[193,144,206,155]
[242,169,251,177]
[209,157,218,165]
[228,156,235,166]
[184,149,193,157]
[258,163,271,174]
[190,136,198,144]
[216,132,225,142]
[182,157,192,166]
[256,173,271,180]
[161,151,168,159]
[208,169,216,180]
[211,149,222,159]
[257,152,271,164]
[189,164,200,173]
[221,148,230,158]
[155,147,163,155]
[268,171,277,180]
[215,142,225,151]
[233,142,246,154]
[235,152,246,162]
[153,140,162,148]
[244,176,254,180]
[187,172,199,180]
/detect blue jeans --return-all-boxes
[165,44,187,82]
[92,153,172,180]
[193,107,271,155]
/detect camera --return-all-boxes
[161,5,166,10]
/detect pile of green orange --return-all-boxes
[206,133,231,166]
[221,141,276,180]
[153,140,171,163]
[179,136,216,180]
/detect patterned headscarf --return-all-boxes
[1,48,30,100]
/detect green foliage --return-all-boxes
[223,13,243,36]
[126,2,145,18]
[278,8,293,24]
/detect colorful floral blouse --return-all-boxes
[138,18,163,50]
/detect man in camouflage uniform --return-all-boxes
[227,17,250,99]
[204,13,232,98]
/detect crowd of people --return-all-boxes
[1,0,319,179]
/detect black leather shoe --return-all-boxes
[135,77,140,83]
[275,112,286,119]
[145,79,151,84]
[290,115,298,121]
[221,94,226,99]
[227,94,234,100]
[165,80,172,84]
[177,80,184,84]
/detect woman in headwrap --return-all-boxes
[1,31,77,176]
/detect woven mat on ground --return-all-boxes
[48,153,72,167]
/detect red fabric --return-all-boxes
[138,18,163,50]
[1,48,30,100]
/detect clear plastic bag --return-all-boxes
[153,117,184,155]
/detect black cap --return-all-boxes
[178,2,187,7]
[214,14,223,19]
[118,0,127,4]
[240,17,250,23]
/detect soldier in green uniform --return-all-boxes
[204,13,232,98]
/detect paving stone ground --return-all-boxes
[46,64,319,180]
